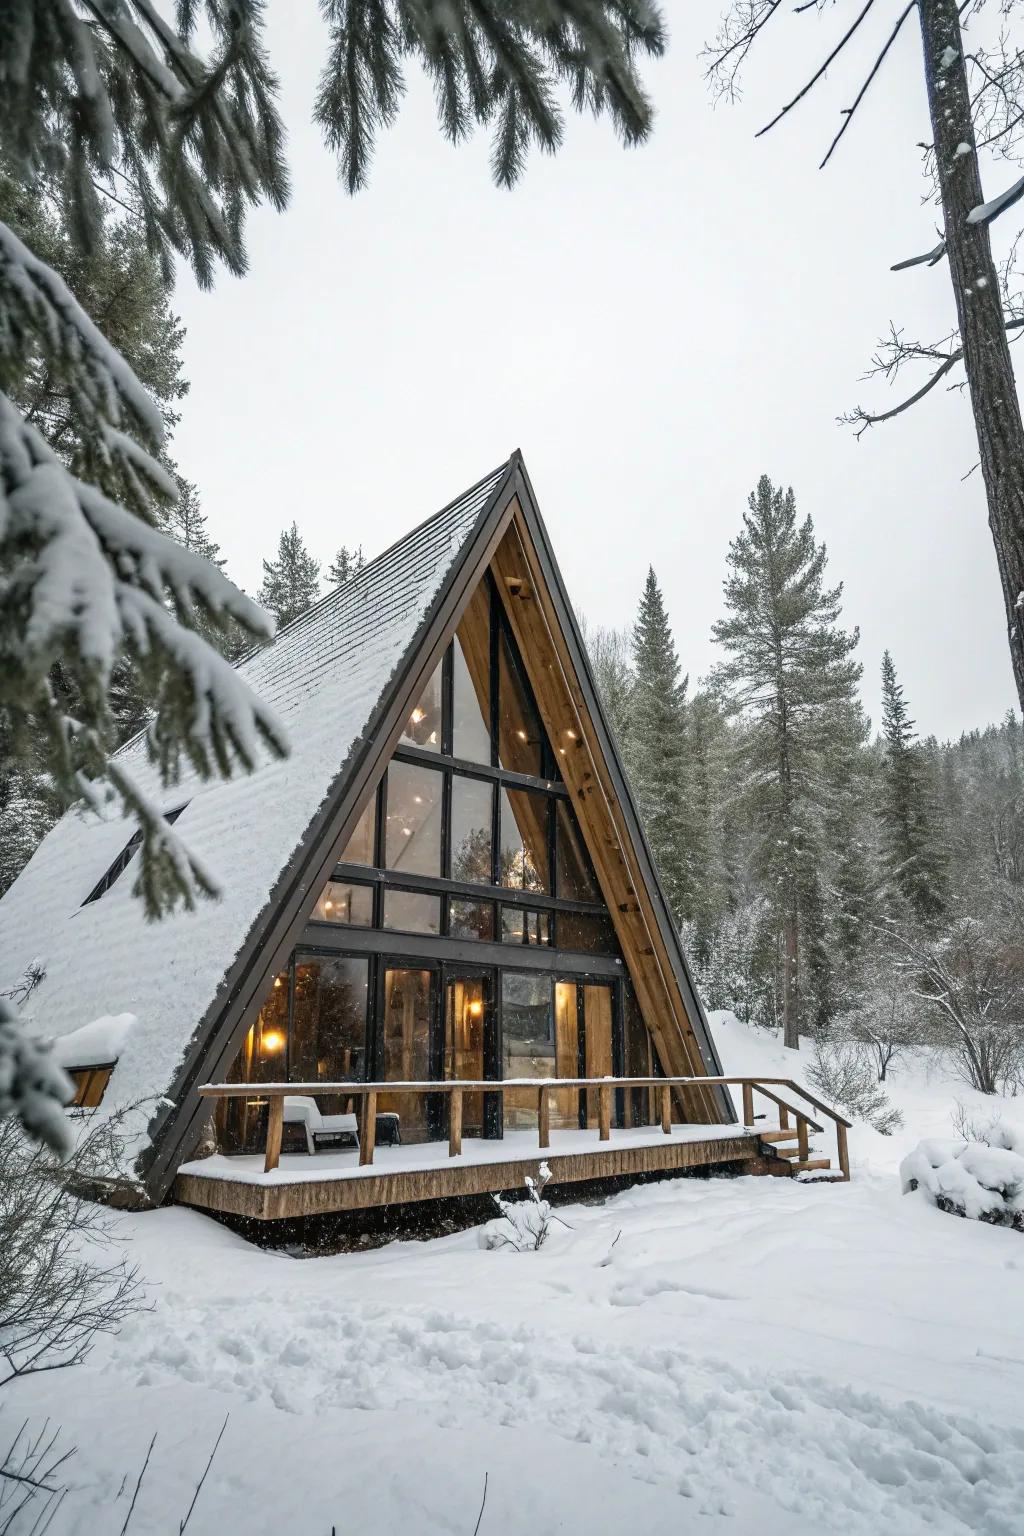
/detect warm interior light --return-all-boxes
[410,706,426,725]
[402,827,412,836]
[467,999,483,1018]
[516,729,527,741]
[324,899,333,911]
[427,731,438,744]
[413,795,423,805]
[558,747,566,755]
[566,729,577,740]
[261,1029,285,1054]
[273,977,283,989]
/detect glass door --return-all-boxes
[443,968,493,1139]
[377,965,436,1143]
[582,982,614,1128]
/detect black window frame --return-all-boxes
[82,804,188,906]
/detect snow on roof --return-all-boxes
[0,461,508,1137]
[52,1013,136,1069]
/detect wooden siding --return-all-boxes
[174,1133,760,1221]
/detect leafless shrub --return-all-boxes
[484,1163,568,1251]
[0,1108,144,1387]
[0,1418,73,1534]
[808,1039,904,1135]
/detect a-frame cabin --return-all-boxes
[0,455,849,1219]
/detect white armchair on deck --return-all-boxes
[282,1096,360,1155]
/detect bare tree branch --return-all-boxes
[820,2,917,168]
[757,0,878,138]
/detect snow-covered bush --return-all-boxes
[901,1122,1024,1230]
[808,1038,904,1134]
[0,999,72,1155]
[483,1163,563,1252]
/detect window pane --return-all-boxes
[501,973,553,1128]
[383,888,441,934]
[380,968,433,1141]
[385,760,443,875]
[291,957,369,1086]
[453,584,491,763]
[340,796,375,866]
[557,911,619,955]
[449,899,495,941]
[499,788,550,893]
[450,775,494,884]
[497,625,544,777]
[501,906,551,946]
[311,879,373,926]
[399,663,443,752]
[555,800,599,901]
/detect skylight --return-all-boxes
[81,805,188,906]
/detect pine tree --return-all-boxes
[878,651,946,921]
[625,569,702,927]
[257,525,322,630]
[327,545,365,586]
[165,479,223,566]
[712,476,863,1048]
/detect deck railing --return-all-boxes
[197,1075,852,1179]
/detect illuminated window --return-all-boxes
[311,880,373,926]
[399,664,443,752]
[499,788,549,893]
[385,761,443,875]
[501,906,551,946]
[340,797,375,865]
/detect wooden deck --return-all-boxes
[177,1072,851,1220]
[175,1124,763,1221]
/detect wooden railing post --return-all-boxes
[538,1087,550,1149]
[797,1115,809,1163]
[660,1085,672,1135]
[598,1083,612,1142]
[741,1082,754,1127]
[360,1090,377,1167]
[836,1122,850,1181]
[779,1104,791,1131]
[264,1094,283,1173]
[449,1089,463,1158]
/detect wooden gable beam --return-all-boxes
[488,516,723,1125]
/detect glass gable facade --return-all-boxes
[221,569,665,1151]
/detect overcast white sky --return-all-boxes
[170,3,1020,742]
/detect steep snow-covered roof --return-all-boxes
[0,461,508,1126]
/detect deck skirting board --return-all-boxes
[174,1135,759,1220]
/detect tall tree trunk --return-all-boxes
[917,0,1024,711]
[783,903,799,1049]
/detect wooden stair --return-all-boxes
[757,1128,837,1178]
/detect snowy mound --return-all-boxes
[50,1012,136,1069]
[901,1123,1024,1229]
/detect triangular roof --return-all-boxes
[0,454,728,1196]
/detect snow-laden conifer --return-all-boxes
[712,476,863,1047]
[879,650,946,922]
[625,569,702,928]
[258,524,322,630]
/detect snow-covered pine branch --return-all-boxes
[0,1001,73,1157]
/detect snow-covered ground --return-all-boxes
[7,1017,1024,1535]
